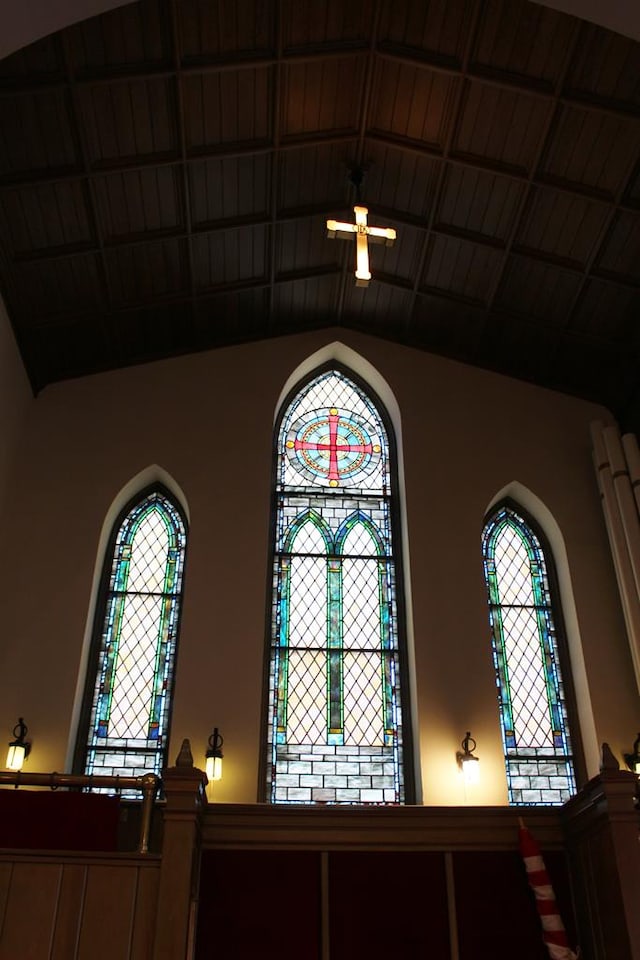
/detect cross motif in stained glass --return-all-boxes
[267,369,408,805]
[285,407,382,487]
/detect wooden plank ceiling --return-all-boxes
[0,0,639,426]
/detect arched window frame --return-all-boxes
[261,362,415,804]
[482,499,583,805]
[74,483,188,781]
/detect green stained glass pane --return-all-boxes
[482,504,576,806]
[266,369,408,804]
[81,489,187,788]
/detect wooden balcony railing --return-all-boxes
[0,769,160,853]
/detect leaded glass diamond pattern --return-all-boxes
[482,505,576,806]
[343,557,381,650]
[125,512,170,592]
[108,594,164,738]
[83,490,187,783]
[267,369,407,804]
[288,555,327,648]
[494,526,535,606]
[500,606,552,746]
[287,650,327,743]
[343,652,385,745]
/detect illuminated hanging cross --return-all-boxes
[326,205,396,287]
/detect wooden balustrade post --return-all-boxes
[153,739,207,960]
[562,748,640,960]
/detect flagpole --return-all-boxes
[519,819,579,960]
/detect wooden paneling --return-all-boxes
[193,226,268,289]
[281,58,365,140]
[453,81,551,173]
[178,0,274,62]
[1,863,61,959]
[190,154,270,226]
[540,106,640,197]
[94,168,183,240]
[277,216,340,275]
[571,280,638,341]
[369,61,457,150]
[436,166,523,240]
[0,0,639,427]
[567,23,640,108]
[0,855,159,960]
[68,0,171,75]
[272,274,339,325]
[106,239,188,306]
[278,142,355,212]
[515,187,610,267]
[283,0,374,51]
[184,68,273,150]
[494,255,582,325]
[0,181,93,254]
[597,211,640,281]
[422,234,503,303]
[364,142,440,221]
[344,282,414,334]
[15,255,103,321]
[78,79,177,165]
[77,866,138,959]
[471,0,572,87]
[0,91,77,177]
[378,0,473,63]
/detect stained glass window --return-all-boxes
[77,487,187,782]
[264,368,411,804]
[482,503,576,805]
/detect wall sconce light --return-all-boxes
[6,718,30,771]
[457,731,480,785]
[205,727,224,782]
[624,733,640,774]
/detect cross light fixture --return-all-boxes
[326,168,396,287]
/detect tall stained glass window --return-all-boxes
[482,503,576,805]
[264,367,411,804]
[77,487,187,780]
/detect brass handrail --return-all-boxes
[0,770,160,854]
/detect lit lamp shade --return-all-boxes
[461,754,480,785]
[6,742,26,771]
[6,718,30,771]
[205,727,224,783]
[205,754,223,782]
[457,731,480,785]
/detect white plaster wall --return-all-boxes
[0,330,634,805]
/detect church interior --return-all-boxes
[0,0,639,957]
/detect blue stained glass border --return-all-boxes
[482,503,576,805]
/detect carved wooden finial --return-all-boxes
[175,738,194,768]
[600,742,620,772]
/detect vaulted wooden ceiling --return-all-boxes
[0,0,639,427]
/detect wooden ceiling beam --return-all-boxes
[406,0,484,337]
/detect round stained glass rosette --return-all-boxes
[284,407,382,487]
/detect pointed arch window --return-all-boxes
[76,487,187,780]
[264,367,412,804]
[482,503,576,805]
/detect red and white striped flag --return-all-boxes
[519,821,578,960]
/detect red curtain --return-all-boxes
[0,789,120,851]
